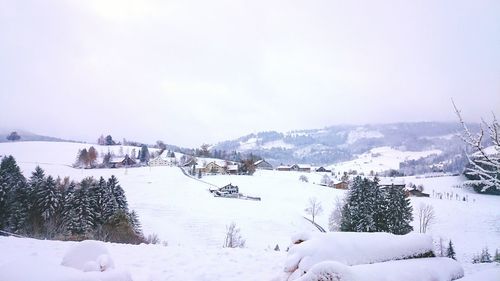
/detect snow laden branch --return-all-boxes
[453,101,500,194]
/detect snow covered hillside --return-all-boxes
[329,146,442,174]
[0,141,499,280]
[213,122,469,166]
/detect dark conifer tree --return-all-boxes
[36,175,61,222]
[68,183,94,235]
[108,176,128,211]
[446,240,456,260]
[384,185,413,234]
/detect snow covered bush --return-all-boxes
[223,222,246,248]
[472,247,493,263]
[61,240,115,272]
[299,175,309,183]
[284,232,434,279]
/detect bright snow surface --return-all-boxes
[0,141,499,280]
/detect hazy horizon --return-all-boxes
[1,0,499,147]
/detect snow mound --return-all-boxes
[292,258,463,281]
[293,261,354,281]
[61,240,115,272]
[284,232,433,275]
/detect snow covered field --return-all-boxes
[328,146,442,174]
[0,141,499,280]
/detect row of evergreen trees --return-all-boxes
[0,155,144,243]
[340,176,413,234]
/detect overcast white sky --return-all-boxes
[1,0,499,147]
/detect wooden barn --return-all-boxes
[315,166,332,173]
[110,155,136,168]
[254,159,273,170]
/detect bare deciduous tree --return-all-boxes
[453,101,500,193]
[223,222,245,248]
[328,196,345,231]
[305,197,323,223]
[418,203,435,233]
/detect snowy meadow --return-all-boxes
[0,141,499,280]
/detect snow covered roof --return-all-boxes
[377,177,405,187]
[226,164,238,171]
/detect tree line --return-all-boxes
[0,156,144,243]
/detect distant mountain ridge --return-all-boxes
[213,122,477,166]
[0,129,74,143]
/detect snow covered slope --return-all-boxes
[0,141,498,280]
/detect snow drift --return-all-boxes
[284,232,434,279]
[61,240,115,272]
[293,258,463,281]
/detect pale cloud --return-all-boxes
[0,0,499,147]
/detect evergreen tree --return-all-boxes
[384,184,413,234]
[101,182,118,222]
[108,176,128,211]
[446,240,456,260]
[36,175,61,225]
[61,181,76,233]
[140,145,150,163]
[0,169,11,230]
[341,177,380,232]
[68,183,94,235]
[105,135,115,145]
[480,247,492,263]
[6,131,21,141]
[26,166,46,235]
[494,249,500,263]
[127,210,142,236]
[340,176,412,234]
[88,177,107,226]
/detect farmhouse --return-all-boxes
[109,155,136,168]
[149,152,176,166]
[214,183,239,198]
[226,164,239,175]
[254,159,273,170]
[276,165,291,171]
[202,161,226,174]
[290,164,311,173]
